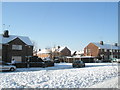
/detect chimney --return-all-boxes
[58,46,60,49]
[3,30,9,37]
[100,41,103,45]
[115,43,117,46]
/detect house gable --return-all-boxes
[60,47,71,56]
[84,43,99,56]
[1,34,33,46]
[2,37,33,63]
[8,37,27,45]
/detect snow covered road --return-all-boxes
[0,63,119,88]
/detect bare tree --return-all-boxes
[32,40,38,56]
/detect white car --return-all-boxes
[0,61,16,72]
[116,59,120,63]
[111,58,120,63]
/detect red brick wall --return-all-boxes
[60,47,71,56]
[37,53,50,58]
[84,43,99,57]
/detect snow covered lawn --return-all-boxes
[0,63,119,88]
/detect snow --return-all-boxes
[0,63,119,88]
[90,76,118,88]
[76,50,84,55]
[71,51,76,55]
[37,49,51,54]
[52,46,70,52]
[58,46,66,52]
[92,42,120,50]
[0,34,33,46]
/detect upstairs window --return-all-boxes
[110,49,112,52]
[102,49,104,52]
[12,45,22,50]
[104,49,107,52]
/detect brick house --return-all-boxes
[0,30,33,63]
[37,46,71,60]
[37,49,51,59]
[84,41,120,61]
[52,46,71,57]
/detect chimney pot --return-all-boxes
[58,46,60,49]
[100,41,103,45]
[3,30,9,37]
[115,43,117,46]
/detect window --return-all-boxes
[12,45,22,50]
[88,49,91,53]
[112,50,116,52]
[104,49,107,52]
[12,56,22,62]
[110,49,112,52]
[99,49,101,52]
[102,49,104,52]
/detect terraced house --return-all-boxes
[0,30,33,63]
[84,41,120,61]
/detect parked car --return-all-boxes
[29,62,46,68]
[110,58,120,63]
[116,59,120,63]
[72,60,85,68]
[0,61,16,71]
[54,59,60,63]
[42,58,54,67]
[44,60,54,67]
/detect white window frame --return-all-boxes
[104,49,107,52]
[12,45,22,50]
[117,50,119,52]
[110,49,112,52]
[111,49,115,52]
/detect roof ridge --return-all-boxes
[1,34,33,46]
[92,42,120,50]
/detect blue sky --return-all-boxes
[2,2,118,51]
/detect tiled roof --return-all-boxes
[92,42,120,50]
[37,49,51,54]
[52,46,69,52]
[0,34,33,46]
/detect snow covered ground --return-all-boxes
[0,63,119,88]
